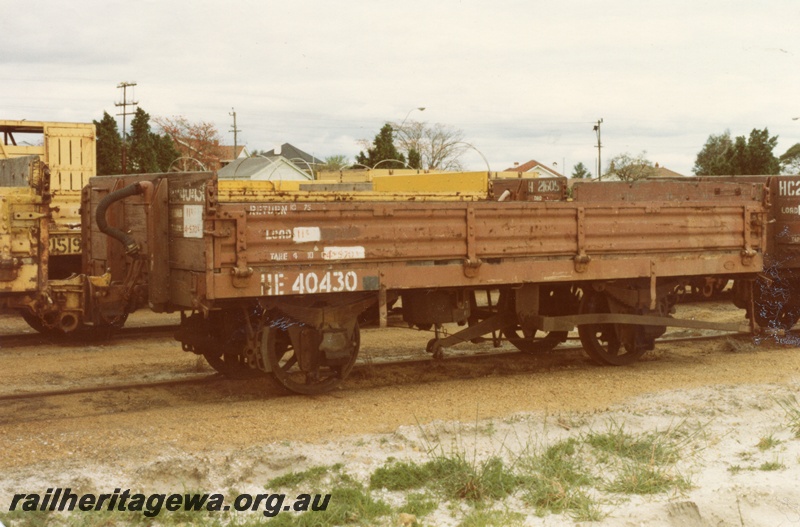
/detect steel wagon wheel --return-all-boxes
[498,288,572,353]
[577,290,646,366]
[263,322,360,395]
[502,326,567,353]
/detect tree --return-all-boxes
[320,154,351,171]
[153,133,181,172]
[153,116,224,171]
[571,162,591,179]
[407,148,422,170]
[738,128,780,175]
[128,108,158,174]
[355,124,406,168]
[93,111,122,175]
[780,143,800,174]
[604,152,658,181]
[391,120,465,170]
[693,131,734,175]
[693,128,780,175]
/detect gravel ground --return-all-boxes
[2,301,800,526]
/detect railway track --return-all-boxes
[0,324,180,350]
[0,330,749,403]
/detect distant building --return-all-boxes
[219,145,249,167]
[260,143,324,174]
[504,160,564,178]
[651,163,685,178]
[602,162,685,181]
[217,156,312,181]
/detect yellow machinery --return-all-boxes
[0,120,96,278]
[0,156,49,309]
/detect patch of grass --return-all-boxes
[0,510,58,527]
[757,434,781,451]
[585,423,678,465]
[570,495,605,522]
[265,485,390,527]
[775,395,800,438]
[517,439,598,518]
[428,454,520,502]
[370,460,432,491]
[728,464,745,474]
[370,454,521,503]
[605,462,690,495]
[267,463,344,489]
[759,460,785,471]
[399,491,438,517]
[458,509,525,527]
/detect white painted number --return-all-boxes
[291,271,358,295]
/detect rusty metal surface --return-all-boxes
[760,176,800,268]
[490,177,567,201]
[136,174,765,309]
[78,173,771,317]
[82,172,210,312]
[572,179,766,203]
[679,176,800,269]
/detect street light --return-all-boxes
[398,107,426,129]
[593,119,604,180]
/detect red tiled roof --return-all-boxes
[503,159,563,177]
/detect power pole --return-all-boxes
[115,82,138,174]
[593,118,603,180]
[229,108,241,161]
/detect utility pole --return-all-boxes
[593,118,603,180]
[229,108,241,161]
[115,82,138,174]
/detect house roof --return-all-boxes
[262,143,324,166]
[652,164,685,178]
[217,156,312,180]
[503,159,564,177]
[219,145,247,161]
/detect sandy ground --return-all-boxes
[1,301,800,525]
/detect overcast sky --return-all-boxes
[4,0,799,176]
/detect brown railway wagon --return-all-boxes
[78,172,769,394]
[692,175,800,329]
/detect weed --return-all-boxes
[265,485,390,527]
[585,423,678,465]
[0,510,57,527]
[759,460,785,471]
[267,464,343,489]
[371,454,520,503]
[458,509,525,527]
[605,462,690,494]
[399,491,438,517]
[757,434,781,451]
[775,395,800,438]
[370,460,431,491]
[517,439,596,517]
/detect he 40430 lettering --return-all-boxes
[259,271,358,296]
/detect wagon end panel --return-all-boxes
[164,173,215,309]
[771,175,800,269]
